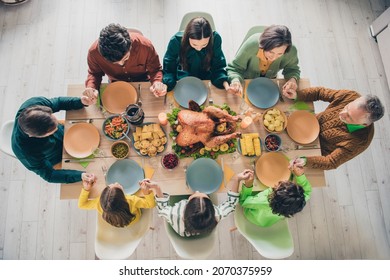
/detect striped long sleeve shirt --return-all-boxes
[156,191,239,237]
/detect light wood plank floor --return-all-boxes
[0,0,389,260]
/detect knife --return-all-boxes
[65,159,95,163]
[296,144,320,150]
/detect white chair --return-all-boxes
[127,27,143,35]
[95,209,152,260]
[234,205,294,259]
[179,11,216,31]
[0,120,16,158]
[164,222,217,259]
[236,25,267,54]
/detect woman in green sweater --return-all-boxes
[163,17,238,93]
[239,161,311,227]
[227,25,300,96]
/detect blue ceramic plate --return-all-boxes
[106,159,144,194]
[186,158,223,194]
[246,77,279,109]
[173,76,207,108]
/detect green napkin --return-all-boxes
[288,101,311,112]
[77,154,95,168]
[96,84,108,108]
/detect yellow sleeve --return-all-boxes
[127,192,156,211]
[78,188,100,210]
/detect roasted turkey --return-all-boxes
[176,105,241,148]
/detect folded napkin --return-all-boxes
[217,159,235,191]
[78,154,95,168]
[143,163,155,179]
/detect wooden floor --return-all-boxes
[0,0,389,260]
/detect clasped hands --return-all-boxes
[150,82,168,97]
[288,157,306,176]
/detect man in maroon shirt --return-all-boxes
[85,23,167,97]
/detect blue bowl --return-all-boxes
[264,134,282,152]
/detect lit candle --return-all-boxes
[158,112,168,126]
[240,116,253,129]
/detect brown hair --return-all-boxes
[259,25,292,53]
[18,105,57,137]
[98,23,131,62]
[268,181,306,218]
[100,186,135,227]
[184,196,217,236]
[180,17,213,71]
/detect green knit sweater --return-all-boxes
[11,96,85,183]
[163,31,228,91]
[227,33,300,84]
[297,87,375,170]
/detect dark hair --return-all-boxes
[180,17,213,71]
[98,23,131,62]
[259,25,292,53]
[184,196,217,235]
[363,95,385,123]
[18,105,57,137]
[268,181,306,218]
[100,186,135,227]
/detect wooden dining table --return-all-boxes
[60,78,325,200]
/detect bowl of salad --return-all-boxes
[103,114,130,141]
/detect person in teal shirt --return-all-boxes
[227,25,300,96]
[239,161,311,227]
[11,93,97,184]
[162,17,238,93]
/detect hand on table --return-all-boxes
[230,81,243,96]
[81,87,98,105]
[282,78,298,100]
[150,82,167,97]
[81,173,97,191]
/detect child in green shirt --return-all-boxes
[239,160,311,227]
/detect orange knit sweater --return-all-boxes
[297,87,374,170]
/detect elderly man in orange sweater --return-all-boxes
[283,87,384,170]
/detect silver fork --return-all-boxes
[183,164,190,189]
[101,165,108,180]
[137,84,143,107]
